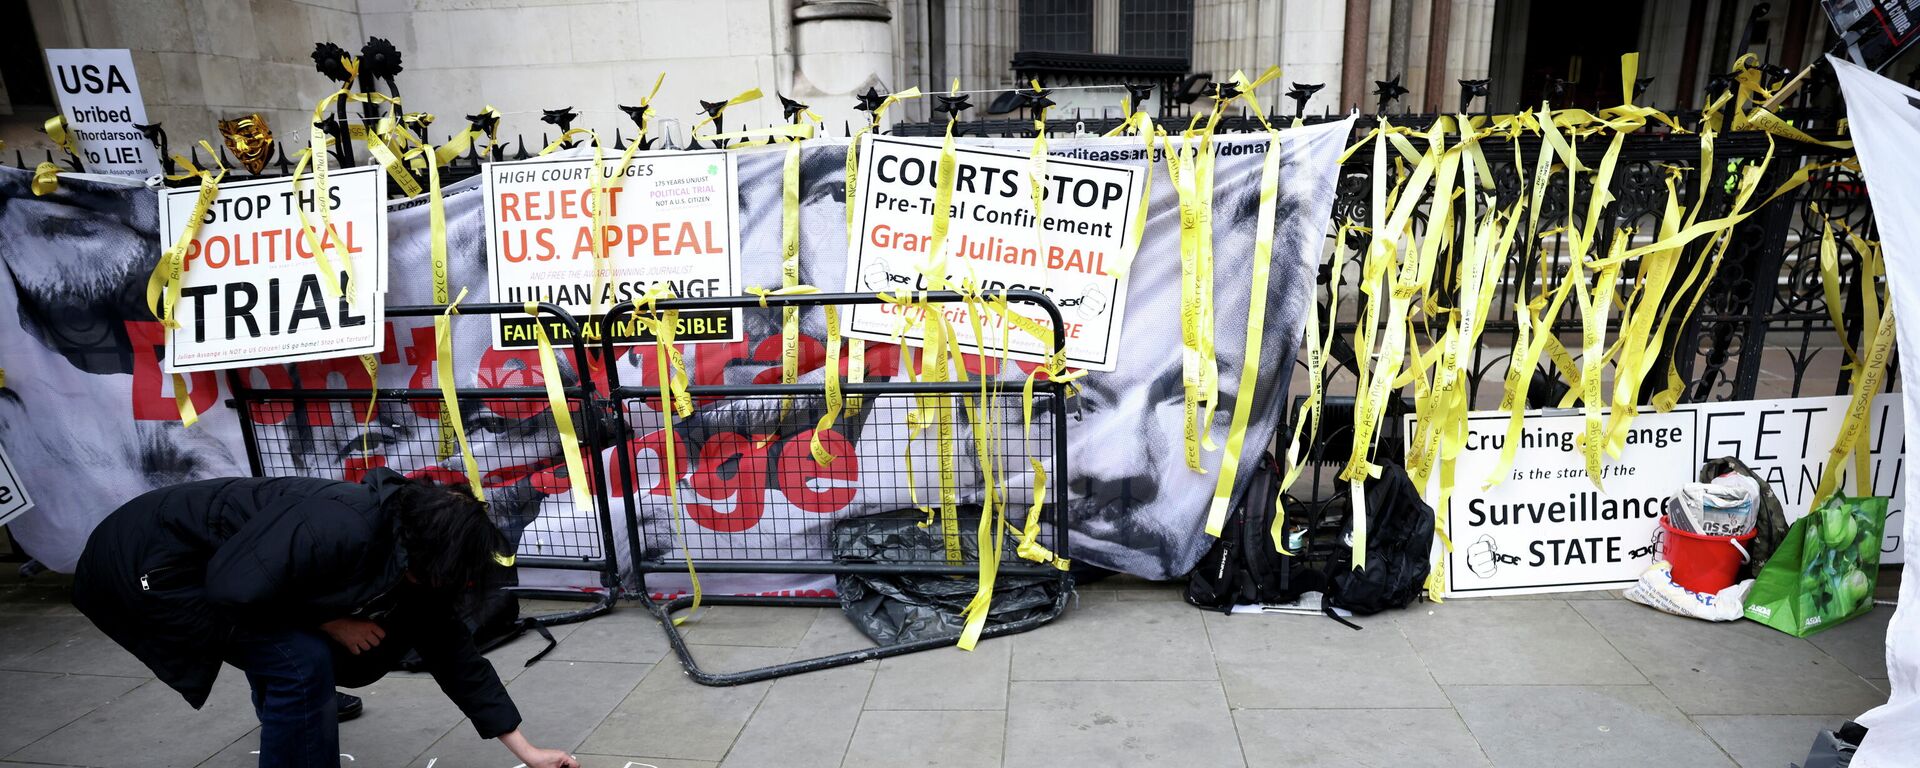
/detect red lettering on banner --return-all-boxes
[622,427,861,531]
[686,432,770,532]
[127,320,220,420]
[780,430,858,512]
[293,357,375,425]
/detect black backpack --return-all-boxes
[1185,453,1293,610]
[1325,461,1434,615]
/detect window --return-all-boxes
[1020,0,1095,53]
[1118,0,1193,60]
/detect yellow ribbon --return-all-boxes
[523,301,596,514]
[435,288,486,497]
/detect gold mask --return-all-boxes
[219,114,275,174]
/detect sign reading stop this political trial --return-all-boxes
[842,135,1144,371]
[482,150,743,349]
[158,166,387,372]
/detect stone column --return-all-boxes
[793,0,897,127]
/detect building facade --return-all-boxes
[0,0,1851,158]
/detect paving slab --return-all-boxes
[411,660,649,768]
[1573,600,1886,715]
[1399,599,1646,686]
[574,758,719,768]
[1207,610,1448,709]
[1806,608,1892,679]
[5,622,156,679]
[199,673,474,768]
[9,671,258,768]
[0,671,144,757]
[480,619,585,686]
[718,661,872,768]
[1234,708,1491,768]
[0,615,96,668]
[673,607,821,648]
[786,608,879,661]
[843,710,1005,768]
[579,645,787,762]
[1010,600,1216,682]
[546,607,673,666]
[1694,715,1849,768]
[1004,681,1242,768]
[865,641,1011,711]
[1448,684,1735,768]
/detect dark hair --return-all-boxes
[386,480,510,590]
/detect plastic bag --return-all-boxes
[1623,561,1752,621]
[1668,478,1757,537]
[1743,496,1888,637]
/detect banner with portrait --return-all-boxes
[0,121,1349,586]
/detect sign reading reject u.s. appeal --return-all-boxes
[842,135,1144,371]
[482,150,743,349]
[1426,392,1909,597]
[158,166,387,372]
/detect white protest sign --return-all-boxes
[1694,393,1904,563]
[0,441,35,527]
[43,49,161,180]
[482,150,742,348]
[842,135,1144,371]
[158,166,387,372]
[1430,393,1910,597]
[1432,409,1696,597]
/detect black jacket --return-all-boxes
[72,469,521,738]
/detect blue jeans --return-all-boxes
[222,627,340,768]
[223,626,400,768]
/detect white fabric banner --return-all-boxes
[1830,55,1920,767]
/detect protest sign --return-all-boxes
[1434,409,1695,596]
[0,442,34,528]
[1694,393,1905,563]
[43,49,161,180]
[158,166,387,372]
[1431,393,1910,597]
[842,135,1144,371]
[482,150,743,348]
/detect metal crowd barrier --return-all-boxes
[600,290,1074,685]
[225,302,620,628]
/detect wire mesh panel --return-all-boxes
[236,393,610,566]
[618,389,1063,572]
[226,303,621,623]
[600,290,1074,685]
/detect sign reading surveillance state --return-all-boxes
[43,49,162,180]
[157,166,388,372]
[482,150,743,349]
[1427,393,1908,597]
[843,135,1144,371]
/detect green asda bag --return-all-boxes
[1743,496,1887,637]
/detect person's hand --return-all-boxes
[500,729,578,768]
[319,618,384,655]
[518,747,579,768]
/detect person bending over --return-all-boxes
[72,468,579,768]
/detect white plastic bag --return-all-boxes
[1622,561,1753,621]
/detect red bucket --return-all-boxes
[1661,516,1758,594]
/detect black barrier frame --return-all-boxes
[225,302,620,628]
[601,290,1074,686]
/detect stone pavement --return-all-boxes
[0,571,1895,768]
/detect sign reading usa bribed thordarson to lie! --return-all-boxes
[482,149,743,348]
[1422,393,1907,597]
[843,135,1145,371]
